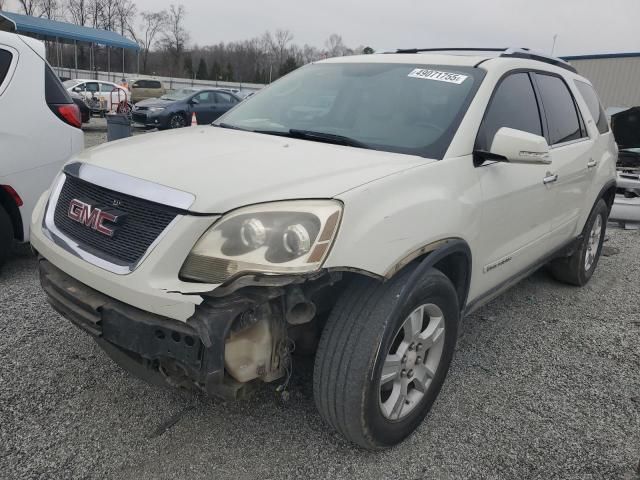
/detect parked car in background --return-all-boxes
[31,48,616,449]
[70,91,91,124]
[63,79,130,114]
[0,30,83,270]
[609,106,640,227]
[131,87,241,129]
[129,78,166,103]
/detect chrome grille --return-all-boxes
[53,174,180,266]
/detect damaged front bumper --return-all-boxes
[39,259,288,400]
[611,170,640,229]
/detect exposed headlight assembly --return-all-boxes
[148,107,165,112]
[180,200,342,284]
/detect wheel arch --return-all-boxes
[385,238,472,312]
[0,188,23,241]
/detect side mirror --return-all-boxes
[190,98,200,105]
[481,127,551,165]
[72,86,82,93]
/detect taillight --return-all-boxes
[1,185,23,207]
[50,103,82,129]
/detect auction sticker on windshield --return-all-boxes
[408,69,468,84]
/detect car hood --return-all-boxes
[135,98,175,108]
[73,127,433,213]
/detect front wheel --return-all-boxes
[549,199,608,286]
[168,113,187,129]
[313,267,459,450]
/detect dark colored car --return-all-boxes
[70,91,91,124]
[131,88,241,129]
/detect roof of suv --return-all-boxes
[322,47,577,74]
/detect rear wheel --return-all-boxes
[0,206,14,270]
[549,199,608,286]
[313,267,459,450]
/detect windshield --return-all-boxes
[216,62,484,158]
[63,79,81,88]
[161,89,197,101]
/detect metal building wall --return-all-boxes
[569,56,640,109]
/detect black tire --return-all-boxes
[168,113,187,129]
[313,266,459,450]
[549,199,608,286]
[0,206,14,271]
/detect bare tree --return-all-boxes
[88,0,102,28]
[115,0,136,36]
[159,4,189,76]
[66,0,89,25]
[325,33,347,58]
[17,0,39,15]
[273,28,293,67]
[39,0,60,19]
[131,10,167,74]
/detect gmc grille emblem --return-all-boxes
[67,198,126,237]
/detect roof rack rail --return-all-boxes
[390,47,577,73]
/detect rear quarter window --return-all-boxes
[149,81,162,89]
[44,63,72,104]
[0,49,14,87]
[574,80,609,134]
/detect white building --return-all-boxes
[564,52,640,109]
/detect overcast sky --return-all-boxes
[5,0,640,56]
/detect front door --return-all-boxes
[471,72,555,297]
[190,91,216,124]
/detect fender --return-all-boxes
[389,239,472,316]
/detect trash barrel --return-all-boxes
[106,113,132,142]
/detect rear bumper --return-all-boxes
[39,258,253,399]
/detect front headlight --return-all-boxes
[148,107,165,112]
[180,200,342,284]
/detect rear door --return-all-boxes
[474,72,555,288]
[532,73,591,247]
[213,91,239,119]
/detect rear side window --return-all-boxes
[476,73,542,151]
[148,80,161,89]
[44,63,72,104]
[574,80,609,134]
[535,74,585,145]
[0,49,12,86]
[215,92,237,104]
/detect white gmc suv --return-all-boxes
[31,48,617,450]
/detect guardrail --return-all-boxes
[55,67,266,92]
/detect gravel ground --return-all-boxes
[1,120,639,479]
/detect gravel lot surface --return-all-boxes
[1,120,639,479]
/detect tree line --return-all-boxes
[1,0,374,83]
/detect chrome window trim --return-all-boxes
[63,162,195,210]
[550,137,591,149]
[42,174,187,275]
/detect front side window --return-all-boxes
[193,91,214,104]
[217,63,484,158]
[574,80,609,134]
[476,73,542,151]
[85,82,99,93]
[0,49,14,87]
[215,92,236,104]
[535,74,585,145]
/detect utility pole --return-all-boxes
[551,34,558,56]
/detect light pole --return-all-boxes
[551,34,558,56]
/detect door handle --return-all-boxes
[587,159,598,169]
[543,173,558,184]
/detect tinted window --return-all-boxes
[132,80,143,88]
[574,80,609,134]
[0,49,13,86]
[215,92,236,104]
[85,82,99,93]
[194,91,214,104]
[476,73,542,151]
[44,63,72,104]
[148,80,162,89]
[535,74,584,145]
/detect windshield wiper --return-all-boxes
[287,129,369,149]
[217,122,249,131]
